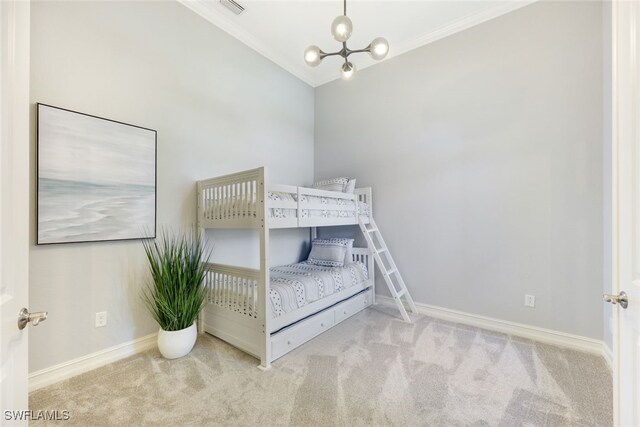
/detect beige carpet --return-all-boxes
[30,305,612,426]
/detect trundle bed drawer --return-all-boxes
[334,289,372,324]
[271,309,334,360]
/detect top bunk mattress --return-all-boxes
[268,192,370,219]
[201,189,369,221]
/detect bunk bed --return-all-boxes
[196,167,376,369]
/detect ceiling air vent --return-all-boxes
[219,0,244,15]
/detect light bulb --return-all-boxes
[304,45,323,67]
[341,62,356,81]
[331,15,353,42]
[369,37,389,60]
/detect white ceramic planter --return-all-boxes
[157,323,197,359]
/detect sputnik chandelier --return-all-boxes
[303,0,389,80]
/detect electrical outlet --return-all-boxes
[95,311,107,328]
[524,295,535,308]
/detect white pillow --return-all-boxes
[307,238,353,267]
[313,177,356,194]
[344,178,356,194]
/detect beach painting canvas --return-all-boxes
[37,104,156,244]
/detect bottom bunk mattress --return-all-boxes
[204,261,370,333]
[269,261,369,330]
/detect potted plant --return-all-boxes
[142,229,210,359]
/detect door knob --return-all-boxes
[17,307,48,330]
[603,291,628,309]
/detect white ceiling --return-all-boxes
[179,0,536,87]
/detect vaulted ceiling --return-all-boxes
[179,0,535,87]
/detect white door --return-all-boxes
[0,0,31,425]
[611,1,640,425]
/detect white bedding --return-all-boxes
[205,190,369,220]
[267,192,370,219]
[269,261,368,319]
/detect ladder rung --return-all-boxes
[396,289,406,298]
[367,228,378,233]
[386,268,397,276]
[377,248,388,254]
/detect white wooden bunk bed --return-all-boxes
[196,167,416,369]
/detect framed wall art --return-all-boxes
[36,103,157,244]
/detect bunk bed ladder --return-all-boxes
[358,218,417,322]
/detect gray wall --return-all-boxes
[315,1,604,339]
[29,1,314,372]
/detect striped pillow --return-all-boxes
[307,238,353,267]
[313,177,356,194]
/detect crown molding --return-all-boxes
[178,0,316,86]
[179,0,538,88]
[314,0,538,86]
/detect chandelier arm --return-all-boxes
[319,50,343,59]
[347,46,372,55]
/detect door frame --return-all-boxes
[611,0,639,424]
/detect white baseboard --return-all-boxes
[376,296,612,367]
[29,333,157,392]
[28,300,615,392]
